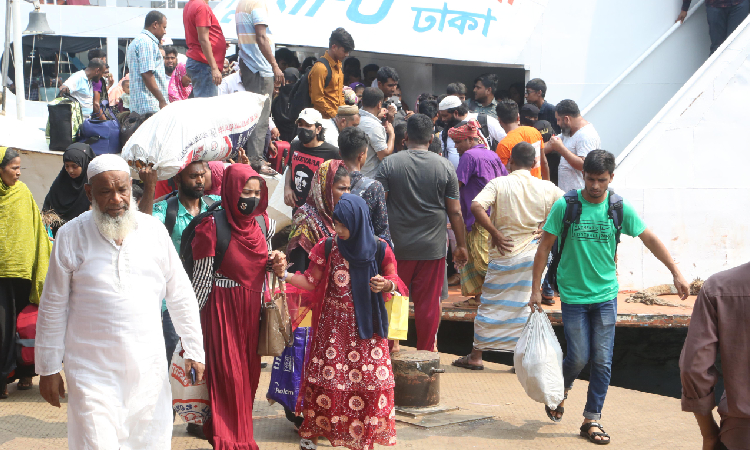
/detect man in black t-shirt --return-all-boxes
[283,108,341,208]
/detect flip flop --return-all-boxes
[452,299,481,308]
[17,377,33,390]
[451,355,484,370]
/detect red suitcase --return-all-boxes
[269,140,291,173]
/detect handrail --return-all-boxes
[581,0,705,117]
[616,10,750,166]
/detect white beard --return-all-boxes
[91,197,137,243]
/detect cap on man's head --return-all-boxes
[520,103,540,116]
[439,95,462,111]
[87,154,130,181]
[533,120,555,143]
[338,104,359,117]
[297,108,324,126]
[284,68,300,83]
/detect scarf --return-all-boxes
[287,160,343,255]
[205,161,225,196]
[334,194,388,340]
[43,143,95,223]
[168,63,192,102]
[107,74,129,106]
[192,164,269,291]
[0,147,52,304]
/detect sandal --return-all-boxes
[541,296,555,306]
[452,298,481,308]
[579,422,611,445]
[17,377,33,390]
[545,392,567,422]
[300,438,317,450]
[451,355,484,370]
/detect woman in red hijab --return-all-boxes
[191,164,281,450]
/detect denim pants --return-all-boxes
[186,57,218,98]
[706,0,750,53]
[561,298,617,420]
[162,309,180,368]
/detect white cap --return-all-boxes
[297,108,323,126]
[439,95,463,111]
[87,154,130,180]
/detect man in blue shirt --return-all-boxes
[235,0,285,159]
[127,11,170,114]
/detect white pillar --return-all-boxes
[106,36,118,86]
[11,0,23,120]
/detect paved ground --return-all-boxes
[0,350,706,449]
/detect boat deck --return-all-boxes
[413,288,696,328]
[0,350,705,449]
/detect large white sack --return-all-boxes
[514,309,565,409]
[122,92,267,180]
[262,171,292,230]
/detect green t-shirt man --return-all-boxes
[543,190,646,304]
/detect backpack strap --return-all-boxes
[213,209,232,273]
[325,237,333,260]
[316,57,332,89]
[351,176,376,197]
[164,196,180,237]
[607,189,624,246]
[255,215,267,239]
[202,195,218,208]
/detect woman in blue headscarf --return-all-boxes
[277,194,407,450]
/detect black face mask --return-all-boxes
[237,196,259,215]
[298,128,316,145]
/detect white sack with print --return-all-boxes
[514,310,565,409]
[122,91,266,180]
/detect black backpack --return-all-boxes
[441,113,497,154]
[175,199,266,281]
[285,58,332,126]
[546,189,624,292]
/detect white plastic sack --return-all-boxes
[262,171,292,230]
[514,310,565,409]
[122,91,267,180]
[169,342,210,424]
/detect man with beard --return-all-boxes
[60,58,106,118]
[468,73,499,119]
[438,95,505,168]
[35,155,205,449]
[163,45,178,77]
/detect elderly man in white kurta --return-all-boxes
[35,154,205,449]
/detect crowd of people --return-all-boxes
[0,1,748,450]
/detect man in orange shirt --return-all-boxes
[309,28,353,120]
[495,99,550,180]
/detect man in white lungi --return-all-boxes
[35,154,206,449]
[452,142,563,370]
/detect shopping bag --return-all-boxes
[385,293,409,341]
[266,327,310,412]
[258,274,293,357]
[513,309,565,409]
[169,342,210,424]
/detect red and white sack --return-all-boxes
[169,342,210,424]
[122,91,267,180]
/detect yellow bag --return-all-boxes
[385,293,409,341]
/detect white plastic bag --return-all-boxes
[514,309,565,409]
[122,91,267,180]
[169,342,210,424]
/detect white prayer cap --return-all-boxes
[439,95,463,111]
[87,154,130,180]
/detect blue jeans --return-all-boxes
[561,298,617,420]
[186,57,218,98]
[706,0,750,53]
[162,309,179,368]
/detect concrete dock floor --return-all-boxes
[0,350,705,449]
